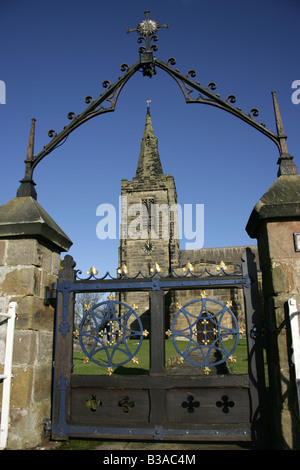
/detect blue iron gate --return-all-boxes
[48,248,268,444]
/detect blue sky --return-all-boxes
[1,0,299,276]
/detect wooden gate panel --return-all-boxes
[70,388,150,425]
[51,249,267,443]
[165,387,250,424]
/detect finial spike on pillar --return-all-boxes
[26,118,36,161]
[271,91,298,176]
[16,118,37,199]
[272,91,287,151]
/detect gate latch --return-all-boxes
[250,326,261,340]
[250,324,269,348]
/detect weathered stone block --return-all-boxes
[10,366,34,409]
[12,330,37,366]
[36,331,54,365]
[7,401,50,450]
[1,266,42,297]
[0,240,7,265]
[2,239,61,281]
[262,259,299,298]
[266,221,300,260]
[6,239,41,267]
[270,262,294,294]
[292,259,300,293]
[12,295,55,330]
[33,364,52,402]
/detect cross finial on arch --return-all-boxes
[127,11,168,38]
[127,11,168,54]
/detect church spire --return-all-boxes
[135,105,164,179]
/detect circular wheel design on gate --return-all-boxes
[171,297,240,369]
[78,299,144,369]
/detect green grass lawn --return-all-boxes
[72,338,249,375]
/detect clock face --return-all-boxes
[144,240,153,254]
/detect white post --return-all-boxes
[288,298,300,419]
[0,302,17,450]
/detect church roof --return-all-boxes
[135,107,164,179]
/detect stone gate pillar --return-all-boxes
[0,196,72,449]
[246,173,300,449]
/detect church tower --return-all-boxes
[118,106,179,327]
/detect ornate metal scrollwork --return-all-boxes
[84,95,94,104]
[102,79,111,89]
[76,260,243,281]
[24,59,141,182]
[155,58,280,151]
[78,298,144,372]
[67,112,77,120]
[48,129,57,138]
[59,319,71,338]
[170,297,240,371]
[226,94,236,104]
[127,10,168,54]
[17,10,296,200]
[120,63,130,73]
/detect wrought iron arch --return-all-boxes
[17,10,297,200]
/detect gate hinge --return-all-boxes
[44,283,57,307]
[42,418,52,437]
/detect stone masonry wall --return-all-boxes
[246,174,300,449]
[257,220,300,449]
[0,237,60,449]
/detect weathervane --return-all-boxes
[127,11,168,54]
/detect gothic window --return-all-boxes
[142,198,155,237]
